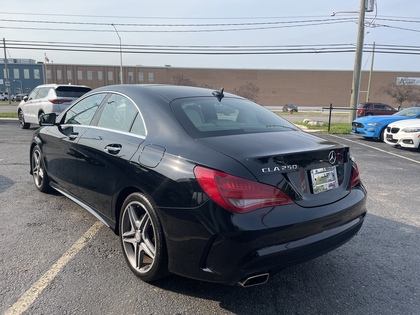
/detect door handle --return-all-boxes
[105,144,122,155]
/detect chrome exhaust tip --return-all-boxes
[238,273,270,287]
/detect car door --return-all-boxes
[76,93,146,220]
[42,93,107,196]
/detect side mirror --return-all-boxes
[23,96,28,102]
[40,113,57,126]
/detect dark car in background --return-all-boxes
[356,102,397,118]
[283,104,298,112]
[30,84,367,286]
[18,84,91,129]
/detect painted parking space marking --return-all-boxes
[4,221,103,315]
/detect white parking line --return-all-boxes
[4,221,103,315]
[328,134,420,165]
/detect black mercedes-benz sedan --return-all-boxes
[30,84,367,287]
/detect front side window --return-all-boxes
[172,97,299,138]
[63,93,106,125]
[97,94,138,132]
[28,88,39,101]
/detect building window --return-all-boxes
[97,71,103,81]
[3,69,9,78]
[138,72,144,82]
[24,69,30,79]
[87,71,93,80]
[13,69,20,79]
[67,70,72,81]
[108,71,113,81]
[77,70,83,80]
[57,69,62,80]
[128,72,133,84]
[46,69,51,80]
[34,69,40,80]
[148,72,154,83]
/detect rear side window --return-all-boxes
[55,86,91,98]
[171,97,298,138]
[97,94,139,132]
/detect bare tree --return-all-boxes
[233,82,260,102]
[171,74,197,87]
[378,83,420,110]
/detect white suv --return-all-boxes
[18,84,91,129]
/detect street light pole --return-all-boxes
[111,24,123,84]
[14,79,23,94]
[349,0,366,122]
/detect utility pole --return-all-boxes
[3,38,11,104]
[366,41,375,102]
[349,0,366,122]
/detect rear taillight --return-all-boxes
[49,99,72,104]
[350,160,361,188]
[194,166,293,213]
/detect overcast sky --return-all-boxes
[1,0,420,72]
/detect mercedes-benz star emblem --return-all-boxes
[328,151,337,165]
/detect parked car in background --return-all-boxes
[13,93,28,102]
[0,91,9,101]
[30,84,367,286]
[384,118,420,150]
[283,104,298,112]
[356,102,397,118]
[351,106,420,141]
[18,84,91,129]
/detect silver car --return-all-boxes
[18,84,91,129]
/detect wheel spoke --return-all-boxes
[121,198,160,275]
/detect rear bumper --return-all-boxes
[160,186,367,285]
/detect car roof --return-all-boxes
[90,84,240,102]
[34,84,90,89]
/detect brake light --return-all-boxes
[350,162,361,188]
[49,99,72,104]
[194,166,293,213]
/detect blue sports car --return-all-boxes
[351,106,420,141]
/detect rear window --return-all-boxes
[171,97,299,138]
[55,86,91,98]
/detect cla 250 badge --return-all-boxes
[262,165,298,173]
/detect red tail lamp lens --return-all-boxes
[194,166,293,213]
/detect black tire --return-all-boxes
[379,128,386,142]
[31,145,51,192]
[119,192,169,282]
[18,110,30,129]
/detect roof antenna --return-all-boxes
[212,87,224,102]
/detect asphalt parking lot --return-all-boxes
[1,118,419,315]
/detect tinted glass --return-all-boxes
[393,107,420,117]
[63,93,106,125]
[130,114,146,136]
[171,97,298,138]
[97,94,138,132]
[55,86,91,98]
